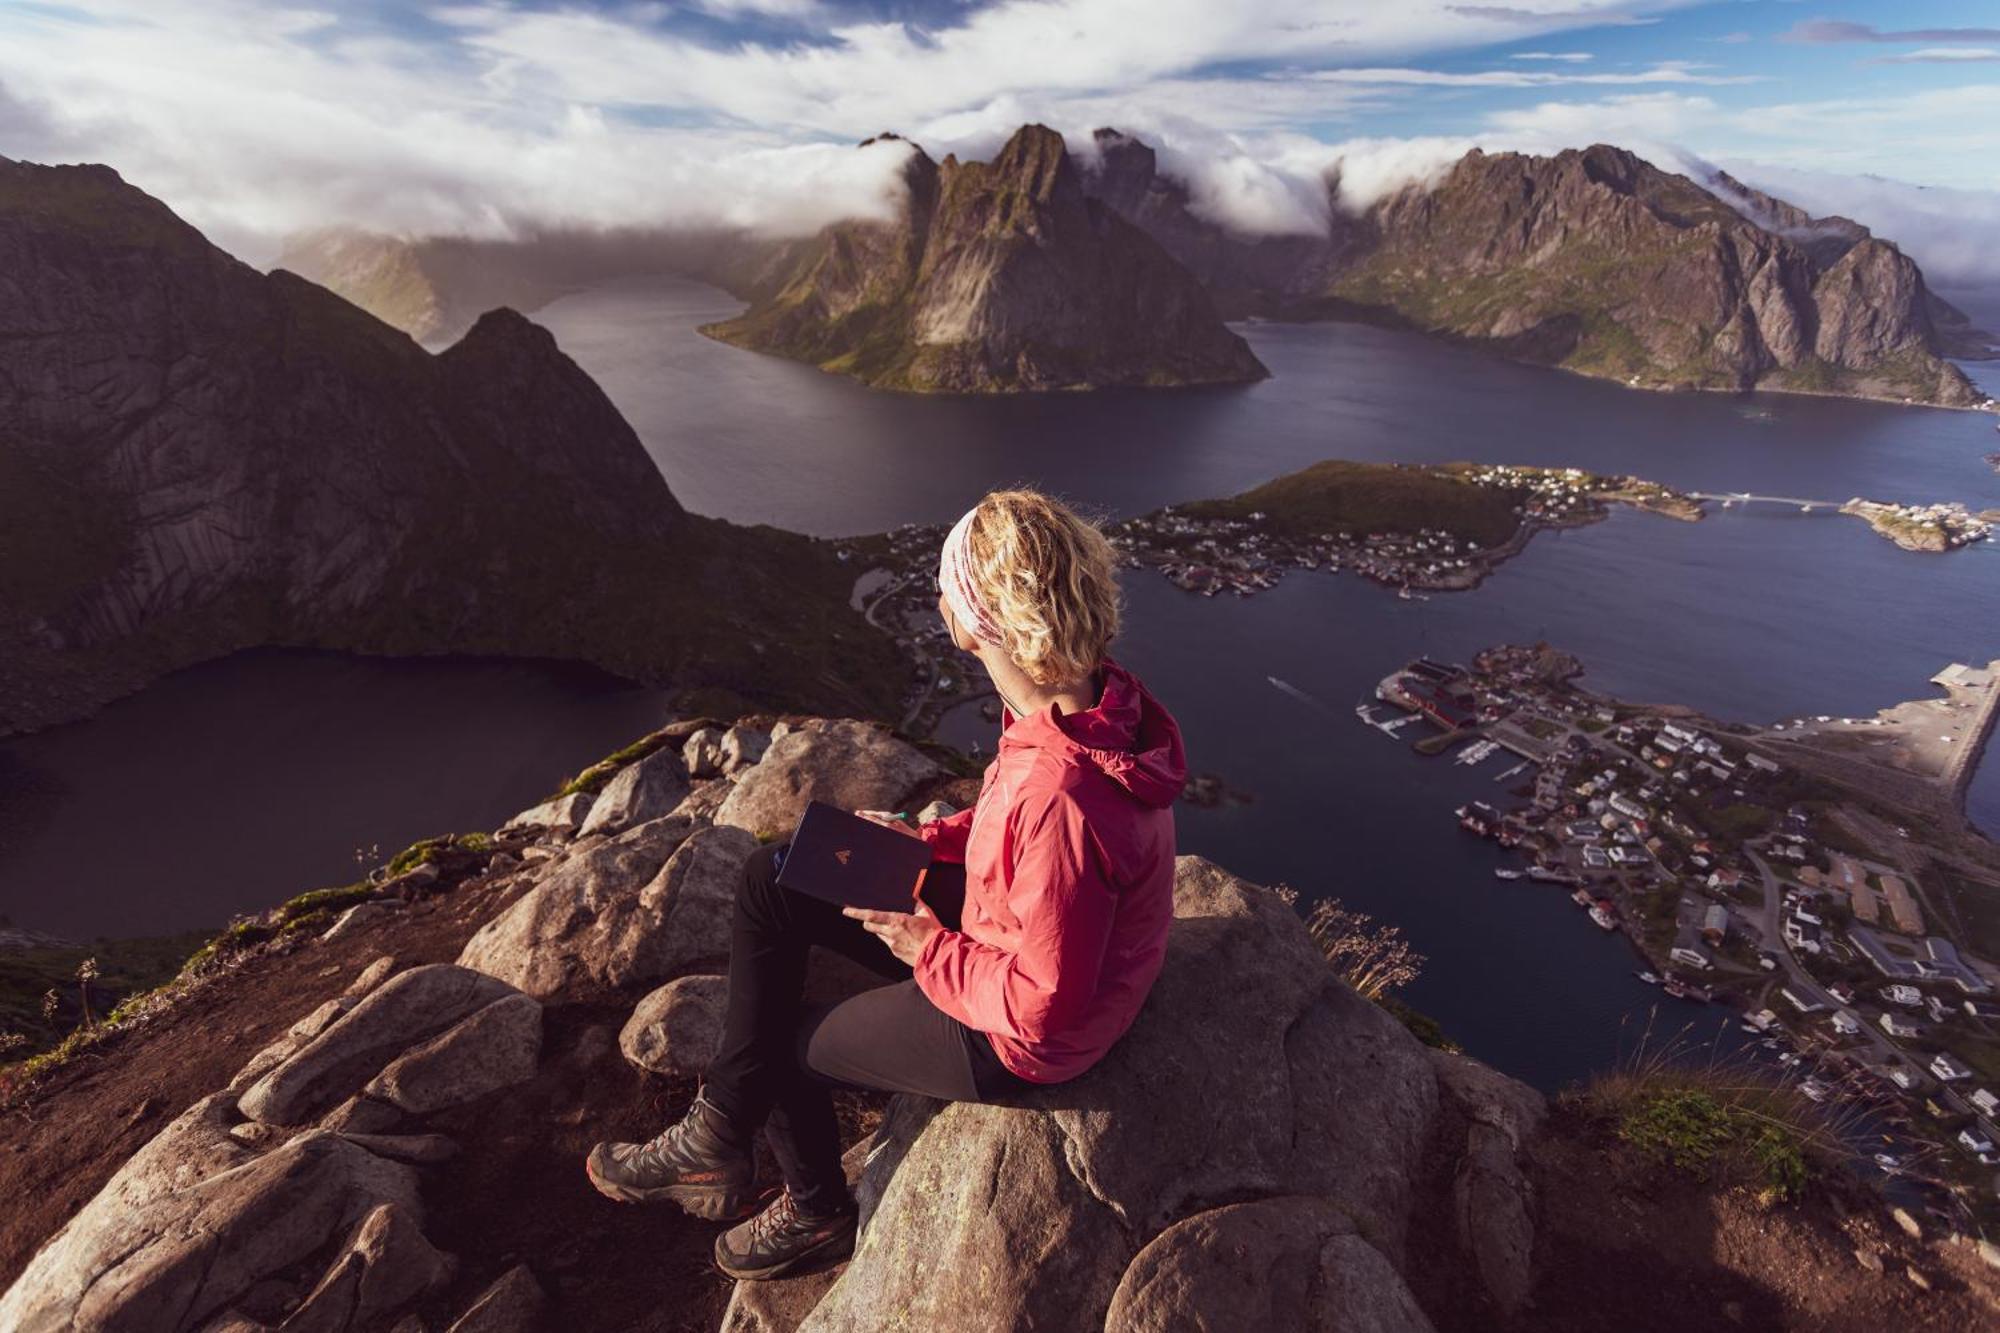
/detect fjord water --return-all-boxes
[5,274,1997,1090]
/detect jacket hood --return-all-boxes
[1000,657,1187,809]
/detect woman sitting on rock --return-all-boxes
[586,488,1188,1280]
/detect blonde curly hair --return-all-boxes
[959,489,1121,686]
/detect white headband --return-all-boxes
[939,508,1005,646]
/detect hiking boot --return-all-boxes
[585,1093,754,1220]
[713,1188,858,1281]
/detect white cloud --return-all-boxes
[1306,60,1757,87]
[1877,47,2000,64]
[1509,51,1594,61]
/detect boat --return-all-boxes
[1570,887,1594,908]
[1493,868,1523,881]
[1636,971,1661,985]
[1589,902,1617,931]
[1873,1153,1902,1173]
[1456,802,1500,837]
[1526,864,1581,885]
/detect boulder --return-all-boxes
[720,725,771,776]
[277,1201,455,1333]
[238,965,520,1126]
[914,800,956,826]
[683,727,726,780]
[1103,1196,1435,1333]
[500,792,593,837]
[343,955,399,1000]
[577,746,690,839]
[636,825,760,980]
[0,1095,424,1332]
[795,858,1441,1332]
[445,1263,547,1333]
[715,721,939,841]
[669,777,734,825]
[454,817,693,1000]
[365,992,544,1115]
[620,975,728,1077]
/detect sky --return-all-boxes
[1,1,1997,282]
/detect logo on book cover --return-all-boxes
[835,848,851,865]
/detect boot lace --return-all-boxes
[748,1189,803,1247]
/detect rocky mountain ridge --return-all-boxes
[0,156,903,736]
[3,716,1996,1331]
[1085,132,1990,407]
[700,125,1269,392]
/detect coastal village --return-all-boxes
[1369,642,2000,1231]
[1103,464,1704,599]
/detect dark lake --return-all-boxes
[5,274,1997,1091]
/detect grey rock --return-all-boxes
[365,992,543,1116]
[638,825,760,980]
[0,1095,423,1332]
[321,902,395,943]
[802,858,1441,1332]
[239,965,518,1126]
[715,720,939,841]
[719,725,771,776]
[444,1263,547,1333]
[719,1266,842,1333]
[577,747,690,839]
[1104,1196,1435,1333]
[501,793,594,837]
[683,727,726,780]
[914,800,956,825]
[344,956,399,1000]
[668,777,733,825]
[1430,1050,1544,1318]
[230,1123,278,1149]
[337,1133,460,1165]
[278,1202,454,1333]
[454,817,693,1000]
[620,975,728,1077]
[321,1095,407,1135]
[291,999,355,1042]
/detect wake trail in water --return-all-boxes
[1267,676,1342,721]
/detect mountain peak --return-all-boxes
[988,123,1073,202]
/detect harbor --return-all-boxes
[1364,644,2000,1230]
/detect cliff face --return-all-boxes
[1085,137,1987,407]
[0,157,904,734]
[701,126,1268,392]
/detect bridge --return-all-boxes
[1687,491,1846,513]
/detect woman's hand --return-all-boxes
[844,899,942,966]
[855,808,924,839]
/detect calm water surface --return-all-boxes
[6,275,1998,1091]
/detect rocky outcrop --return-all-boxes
[714,719,940,839]
[702,126,1267,392]
[0,156,907,737]
[0,952,549,1332]
[778,855,1536,1332]
[1083,134,1986,407]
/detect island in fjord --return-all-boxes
[698,125,1268,393]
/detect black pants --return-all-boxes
[702,840,1026,1213]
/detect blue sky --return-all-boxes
[0,2,1995,277]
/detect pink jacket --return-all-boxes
[913,658,1186,1083]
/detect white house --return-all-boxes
[1880,1012,1921,1039]
[1831,1010,1861,1036]
[1885,984,1923,1008]
[1931,1052,1974,1082]
[1972,1087,2000,1118]
[1960,1127,1996,1155]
